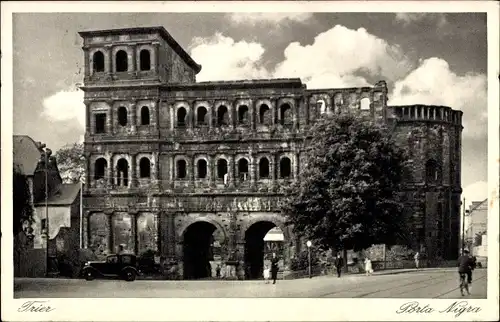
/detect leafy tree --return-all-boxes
[283,113,410,253]
[13,164,35,234]
[55,143,85,184]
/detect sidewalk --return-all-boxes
[371,267,455,276]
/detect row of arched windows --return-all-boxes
[175,156,292,180]
[176,103,292,128]
[94,157,152,186]
[92,49,151,73]
[117,106,150,127]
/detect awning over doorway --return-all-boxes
[263,227,284,241]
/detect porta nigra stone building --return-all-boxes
[79,27,462,279]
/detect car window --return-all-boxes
[121,255,132,264]
[107,255,118,263]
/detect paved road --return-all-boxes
[14,268,487,298]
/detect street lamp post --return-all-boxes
[306,240,312,279]
[44,149,49,277]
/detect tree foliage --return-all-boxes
[55,143,85,184]
[283,113,410,252]
[13,164,35,234]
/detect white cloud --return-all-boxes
[463,180,488,208]
[190,33,270,82]
[389,57,487,139]
[395,13,447,28]
[273,25,412,88]
[42,89,85,128]
[227,12,313,26]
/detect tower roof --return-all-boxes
[78,26,202,74]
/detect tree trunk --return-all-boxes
[343,249,348,271]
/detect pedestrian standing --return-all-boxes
[335,253,344,278]
[364,257,373,276]
[216,264,221,278]
[414,252,420,269]
[270,252,279,284]
[263,265,271,284]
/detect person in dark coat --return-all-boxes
[334,253,344,278]
[270,252,279,284]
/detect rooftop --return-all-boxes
[34,183,82,206]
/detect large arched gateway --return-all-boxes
[182,221,225,280]
[244,221,286,279]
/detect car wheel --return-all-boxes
[84,270,95,281]
[123,269,136,282]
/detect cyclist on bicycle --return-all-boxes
[457,249,475,290]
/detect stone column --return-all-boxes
[271,153,277,190]
[209,154,216,188]
[270,98,277,125]
[152,42,160,72]
[152,152,160,187]
[190,154,196,183]
[83,211,90,249]
[105,44,113,74]
[105,210,114,254]
[131,45,137,73]
[293,98,299,130]
[84,152,91,190]
[169,154,174,189]
[293,152,299,180]
[250,99,256,130]
[108,154,114,188]
[228,154,235,188]
[250,151,257,190]
[130,100,137,134]
[106,100,114,134]
[130,211,139,255]
[84,100,91,134]
[130,153,137,188]
[83,48,90,77]
[208,100,214,130]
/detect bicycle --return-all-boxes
[459,273,470,296]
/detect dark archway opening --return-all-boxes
[140,106,150,125]
[238,105,249,125]
[139,50,151,71]
[259,104,270,125]
[244,221,276,280]
[217,105,229,126]
[183,222,217,280]
[94,158,107,180]
[93,51,105,73]
[197,106,208,126]
[115,50,128,72]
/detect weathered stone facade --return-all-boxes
[79,27,462,279]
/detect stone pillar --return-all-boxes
[130,153,137,188]
[84,152,91,190]
[130,100,137,134]
[209,154,216,188]
[83,48,90,77]
[153,152,160,187]
[105,44,113,74]
[250,151,257,190]
[293,152,299,180]
[169,154,174,189]
[105,210,114,254]
[293,98,299,130]
[108,154,114,188]
[130,211,139,255]
[250,99,256,130]
[83,211,90,248]
[228,154,235,188]
[271,153,277,183]
[190,154,195,183]
[152,42,160,72]
[270,98,277,125]
[106,100,114,134]
[84,100,91,134]
[189,101,195,130]
[131,45,137,73]
[208,100,214,130]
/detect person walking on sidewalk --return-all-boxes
[270,252,279,284]
[334,253,344,278]
[414,252,420,269]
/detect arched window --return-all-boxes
[197,106,208,126]
[94,158,107,180]
[259,104,270,125]
[238,105,249,124]
[279,157,292,178]
[118,106,128,126]
[426,159,441,184]
[279,103,292,125]
[217,159,228,179]
[115,50,128,72]
[92,51,105,73]
[259,157,270,179]
[116,158,129,186]
[140,106,150,125]
[334,93,343,106]
[217,105,229,126]
[238,158,249,181]
[197,159,207,179]
[139,157,151,178]
[360,97,370,110]
[177,107,187,128]
[176,159,187,179]
[317,100,327,115]
[139,50,151,71]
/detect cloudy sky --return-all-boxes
[12,12,488,204]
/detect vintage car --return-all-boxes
[82,254,140,281]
